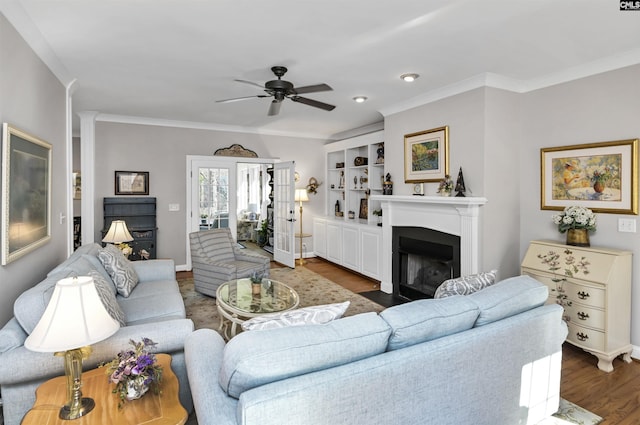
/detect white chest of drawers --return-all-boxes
[521,240,632,372]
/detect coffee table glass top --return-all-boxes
[216,278,299,316]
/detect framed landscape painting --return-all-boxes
[115,171,149,195]
[540,139,638,214]
[404,126,449,183]
[2,123,52,265]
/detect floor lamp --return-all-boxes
[294,189,309,266]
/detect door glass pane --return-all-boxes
[199,167,229,230]
[274,166,291,252]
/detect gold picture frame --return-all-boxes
[2,123,52,265]
[540,139,638,214]
[404,126,449,183]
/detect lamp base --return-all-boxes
[59,397,95,420]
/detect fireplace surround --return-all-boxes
[370,195,487,294]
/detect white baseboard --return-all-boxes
[176,264,189,272]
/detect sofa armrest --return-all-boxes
[132,259,176,282]
[0,319,194,385]
[233,250,270,265]
[195,258,236,273]
[185,329,237,425]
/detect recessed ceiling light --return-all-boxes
[353,96,368,103]
[400,73,419,82]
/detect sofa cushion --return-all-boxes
[241,301,350,331]
[380,296,480,351]
[219,312,391,398]
[88,270,126,326]
[13,269,75,334]
[46,243,102,277]
[434,269,498,298]
[98,244,139,297]
[467,275,548,326]
[0,318,28,353]
[117,280,186,325]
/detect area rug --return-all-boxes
[542,398,603,425]
[179,266,385,331]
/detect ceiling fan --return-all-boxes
[217,66,336,116]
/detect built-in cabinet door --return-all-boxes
[360,227,381,279]
[326,222,342,264]
[342,225,359,271]
[313,218,327,258]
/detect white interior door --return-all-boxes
[273,161,295,268]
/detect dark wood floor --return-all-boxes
[188,244,640,423]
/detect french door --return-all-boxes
[272,161,295,268]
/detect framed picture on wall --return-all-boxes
[2,123,52,265]
[404,126,449,183]
[115,171,149,195]
[540,139,639,214]
[359,198,368,219]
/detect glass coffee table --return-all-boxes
[216,278,299,339]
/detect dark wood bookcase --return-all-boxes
[103,197,157,260]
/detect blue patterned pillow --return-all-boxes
[241,301,350,331]
[88,270,126,326]
[98,244,139,297]
[434,270,498,299]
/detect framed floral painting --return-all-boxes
[541,139,638,214]
[404,126,449,183]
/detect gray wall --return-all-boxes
[0,14,67,326]
[93,122,326,265]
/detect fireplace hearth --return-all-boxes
[393,226,460,300]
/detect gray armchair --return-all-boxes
[189,228,270,297]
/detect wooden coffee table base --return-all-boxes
[21,354,186,425]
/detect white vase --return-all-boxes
[126,377,150,400]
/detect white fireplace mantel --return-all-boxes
[370,195,488,294]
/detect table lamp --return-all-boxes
[24,276,120,420]
[102,220,134,256]
[294,188,309,266]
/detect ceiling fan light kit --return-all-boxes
[217,66,336,116]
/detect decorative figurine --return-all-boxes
[376,143,384,164]
[383,173,393,195]
[339,170,345,189]
[454,167,466,197]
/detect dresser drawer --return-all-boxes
[566,321,605,352]
[523,271,604,309]
[564,303,605,331]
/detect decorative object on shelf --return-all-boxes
[24,276,120,419]
[348,211,355,219]
[413,183,424,196]
[454,167,466,197]
[354,156,368,166]
[336,162,344,169]
[404,126,449,183]
[354,176,358,189]
[335,200,341,214]
[102,338,163,407]
[552,206,596,247]
[2,123,52,265]
[306,177,321,194]
[359,199,368,219]
[373,209,382,226]
[383,173,393,195]
[294,189,309,266]
[102,220,135,258]
[339,170,345,188]
[213,143,258,158]
[437,175,454,196]
[540,138,638,214]
[376,143,384,164]
[115,170,149,195]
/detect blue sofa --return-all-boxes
[0,243,194,425]
[185,275,567,425]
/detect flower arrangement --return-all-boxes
[437,175,454,194]
[552,206,596,233]
[102,338,163,407]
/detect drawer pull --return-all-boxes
[577,291,590,300]
[576,332,589,341]
[577,312,590,320]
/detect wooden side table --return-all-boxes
[21,354,187,425]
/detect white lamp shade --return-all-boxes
[294,189,309,202]
[25,276,120,352]
[102,220,134,244]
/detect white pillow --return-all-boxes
[241,301,350,331]
[434,270,498,298]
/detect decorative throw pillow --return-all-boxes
[97,244,139,297]
[241,301,350,331]
[434,269,498,299]
[88,270,126,326]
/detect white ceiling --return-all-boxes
[4,0,640,140]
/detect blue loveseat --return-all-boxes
[185,275,567,425]
[0,243,194,425]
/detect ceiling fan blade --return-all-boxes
[216,94,269,103]
[293,83,333,94]
[268,100,282,116]
[290,96,336,111]
[234,79,265,89]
